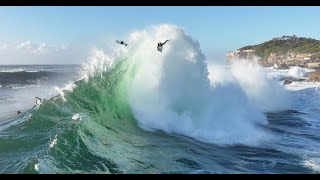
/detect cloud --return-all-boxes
[0,43,7,49]
[15,40,66,55]
[0,41,86,64]
[17,40,35,50]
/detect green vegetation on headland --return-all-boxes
[230,35,320,82]
[239,35,320,60]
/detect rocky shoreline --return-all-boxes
[279,68,320,85]
[308,71,320,82]
[282,77,306,85]
[226,35,320,83]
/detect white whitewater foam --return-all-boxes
[287,66,312,79]
[49,134,58,148]
[34,163,39,171]
[82,24,292,145]
[265,66,314,81]
[284,81,320,91]
[26,70,39,73]
[0,68,24,73]
[72,113,84,121]
[304,158,320,172]
[12,86,26,89]
[229,60,291,112]
[265,68,288,81]
[123,24,282,145]
[80,44,128,81]
[51,81,76,102]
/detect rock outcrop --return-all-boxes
[227,36,320,69]
[308,71,320,82]
[226,50,259,64]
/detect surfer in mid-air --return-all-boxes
[116,40,128,46]
[157,40,169,52]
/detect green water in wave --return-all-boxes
[0,57,198,173]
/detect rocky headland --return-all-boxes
[227,35,320,83]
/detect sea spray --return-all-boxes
[125,25,277,145]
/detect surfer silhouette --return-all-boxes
[35,97,42,107]
[116,40,128,46]
[157,40,169,52]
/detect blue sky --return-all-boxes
[0,6,320,64]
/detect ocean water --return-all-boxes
[0,24,319,174]
[0,65,79,120]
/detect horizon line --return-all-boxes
[0,63,82,65]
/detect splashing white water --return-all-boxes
[229,60,291,112]
[81,24,292,145]
[49,134,58,148]
[287,66,310,79]
[80,43,128,81]
[285,81,320,91]
[304,158,320,172]
[265,66,314,81]
[123,24,288,145]
[51,81,76,102]
[72,113,84,121]
[34,163,40,171]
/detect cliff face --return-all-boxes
[227,36,320,69]
[226,50,258,64]
[265,52,316,66]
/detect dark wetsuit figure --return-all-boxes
[116,40,128,46]
[157,40,169,52]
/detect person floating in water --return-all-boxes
[116,40,128,46]
[35,97,42,107]
[157,40,169,52]
[17,111,21,115]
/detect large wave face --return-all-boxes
[0,24,292,174]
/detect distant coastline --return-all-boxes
[226,35,320,70]
[226,35,320,82]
